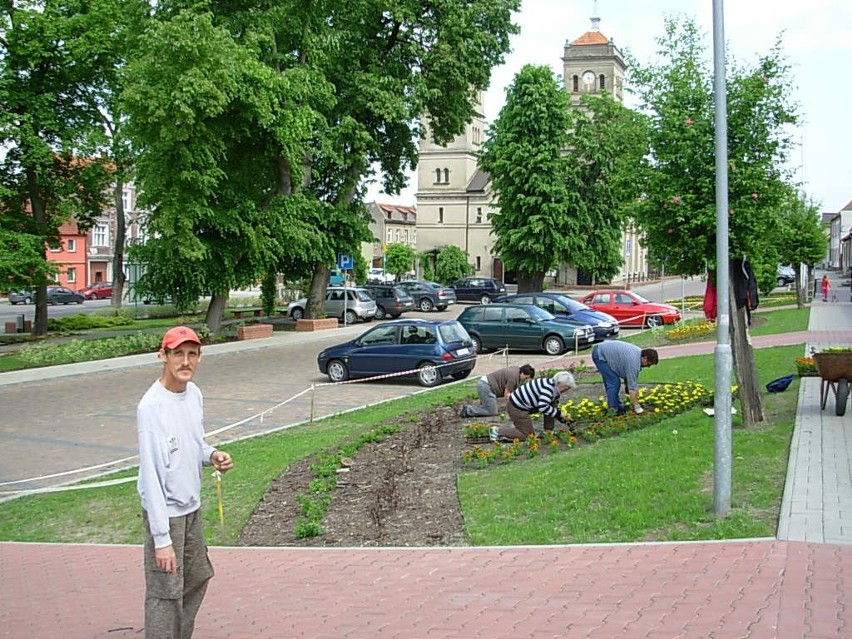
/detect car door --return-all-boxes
[324,289,344,318]
[612,292,643,325]
[348,324,400,376]
[588,292,620,320]
[503,306,542,350]
[452,278,474,301]
[476,305,506,349]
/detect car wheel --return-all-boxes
[471,334,484,353]
[645,315,663,328]
[452,369,472,381]
[327,359,349,383]
[290,307,304,321]
[344,309,358,325]
[777,278,786,287]
[77,300,83,304]
[416,362,441,387]
[25,296,32,304]
[419,298,434,312]
[544,335,565,355]
[375,306,386,320]
[437,305,447,311]
[480,294,492,305]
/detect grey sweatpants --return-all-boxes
[143,509,214,639]
[462,376,499,417]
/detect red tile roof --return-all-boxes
[570,31,610,46]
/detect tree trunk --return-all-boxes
[517,272,545,294]
[308,263,330,318]
[27,168,49,336]
[111,180,127,308]
[205,293,228,336]
[729,282,766,427]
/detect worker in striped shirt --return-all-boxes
[490,371,576,442]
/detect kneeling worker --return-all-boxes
[591,340,659,414]
[460,364,536,417]
[490,371,576,442]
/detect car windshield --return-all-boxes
[438,322,470,344]
[528,306,555,321]
[354,290,373,301]
[552,295,588,312]
[630,292,651,303]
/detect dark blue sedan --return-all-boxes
[317,319,477,387]
[496,292,619,341]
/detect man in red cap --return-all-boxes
[136,326,234,638]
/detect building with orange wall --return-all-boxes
[47,222,89,290]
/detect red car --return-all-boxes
[578,290,681,328]
[79,281,113,300]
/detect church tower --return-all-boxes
[562,6,626,106]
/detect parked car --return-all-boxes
[396,280,457,312]
[578,290,680,328]
[317,319,477,387]
[457,303,595,355]
[363,284,415,319]
[8,290,33,305]
[78,281,113,300]
[36,286,85,305]
[776,265,796,286]
[451,276,506,304]
[496,292,620,341]
[287,287,377,324]
[367,268,396,284]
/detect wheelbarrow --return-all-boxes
[814,351,852,417]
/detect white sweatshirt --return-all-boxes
[136,379,215,549]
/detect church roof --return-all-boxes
[570,30,610,46]
[466,169,490,193]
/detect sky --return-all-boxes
[369,0,852,214]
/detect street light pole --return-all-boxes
[712,0,732,516]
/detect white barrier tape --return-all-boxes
[0,349,498,498]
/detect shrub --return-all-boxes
[47,313,134,332]
[19,333,162,366]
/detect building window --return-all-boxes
[402,230,408,243]
[475,207,483,223]
[66,267,76,283]
[67,239,76,252]
[51,272,60,282]
[438,207,444,224]
[475,256,481,271]
[572,75,579,92]
[50,243,61,253]
[395,229,401,242]
[625,239,632,257]
[443,168,450,184]
[413,230,417,243]
[386,229,392,243]
[599,74,605,90]
[435,168,441,183]
[122,189,132,212]
[93,224,109,247]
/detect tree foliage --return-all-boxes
[434,245,472,284]
[123,0,519,325]
[480,64,585,293]
[0,0,124,333]
[384,243,416,280]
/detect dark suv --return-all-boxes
[451,277,506,304]
[364,284,415,319]
[396,280,457,312]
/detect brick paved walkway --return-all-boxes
[1,296,850,638]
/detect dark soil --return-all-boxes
[238,381,606,548]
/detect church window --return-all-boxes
[434,168,441,183]
[476,207,483,223]
[572,75,579,92]
[599,74,605,90]
[438,207,444,224]
[443,168,450,183]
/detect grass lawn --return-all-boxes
[0,341,804,546]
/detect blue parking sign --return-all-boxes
[337,253,353,270]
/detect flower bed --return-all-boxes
[795,356,817,377]
[462,381,718,468]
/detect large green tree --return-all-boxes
[776,191,827,307]
[480,64,586,293]
[568,92,649,283]
[1,0,123,334]
[124,1,519,328]
[434,245,472,285]
[629,17,799,425]
[384,243,416,281]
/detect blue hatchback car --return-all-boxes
[317,319,477,387]
[496,292,619,342]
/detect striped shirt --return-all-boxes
[509,377,560,417]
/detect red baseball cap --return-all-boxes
[161,326,201,350]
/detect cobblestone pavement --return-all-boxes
[2,282,851,639]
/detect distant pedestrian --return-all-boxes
[460,364,535,417]
[591,340,659,414]
[137,326,234,639]
[490,371,576,442]
[821,275,831,302]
